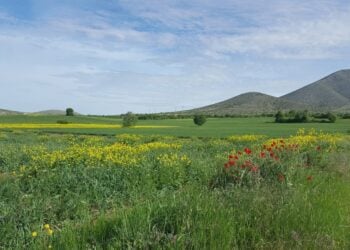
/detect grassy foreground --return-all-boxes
[0,127,349,249]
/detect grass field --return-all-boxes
[0,115,349,249]
[1,115,349,137]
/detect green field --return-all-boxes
[0,115,349,249]
[1,115,349,137]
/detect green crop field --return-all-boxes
[1,115,350,137]
[0,115,349,249]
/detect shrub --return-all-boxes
[275,111,284,123]
[56,120,70,124]
[327,112,337,123]
[122,112,138,127]
[193,115,207,126]
[275,110,310,123]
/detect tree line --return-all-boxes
[275,110,337,123]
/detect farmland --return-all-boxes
[0,116,349,249]
[0,115,350,137]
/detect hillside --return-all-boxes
[29,110,67,115]
[181,92,307,115]
[180,69,350,115]
[0,109,23,115]
[281,69,350,110]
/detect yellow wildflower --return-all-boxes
[31,231,38,237]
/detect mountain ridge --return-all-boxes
[178,69,350,115]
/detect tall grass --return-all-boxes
[0,131,349,249]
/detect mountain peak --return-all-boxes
[282,69,350,109]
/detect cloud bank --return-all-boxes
[1,0,350,114]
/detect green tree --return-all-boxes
[122,112,138,127]
[66,108,74,116]
[193,114,207,126]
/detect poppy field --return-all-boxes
[0,122,350,249]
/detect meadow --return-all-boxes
[0,115,350,137]
[0,115,349,249]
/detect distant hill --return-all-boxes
[0,109,23,115]
[29,110,67,115]
[182,92,307,115]
[281,69,350,110]
[179,69,350,115]
[0,109,82,116]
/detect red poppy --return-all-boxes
[307,175,313,181]
[244,148,252,155]
[228,155,234,159]
[260,152,266,158]
[270,152,275,157]
[316,146,321,151]
[228,160,236,166]
[224,163,230,169]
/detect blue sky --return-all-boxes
[1,0,350,114]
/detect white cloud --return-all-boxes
[1,1,350,114]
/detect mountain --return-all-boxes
[181,92,307,115]
[180,69,350,115]
[0,109,23,115]
[281,69,350,110]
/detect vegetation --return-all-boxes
[0,128,349,249]
[275,110,337,123]
[275,110,309,123]
[65,108,74,116]
[56,120,70,124]
[1,115,350,138]
[193,114,207,126]
[122,112,138,127]
[341,113,350,119]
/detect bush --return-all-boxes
[326,112,337,123]
[122,112,138,127]
[275,110,310,123]
[342,113,350,119]
[275,111,284,123]
[193,115,207,126]
[56,120,70,124]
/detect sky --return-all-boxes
[1,0,350,114]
